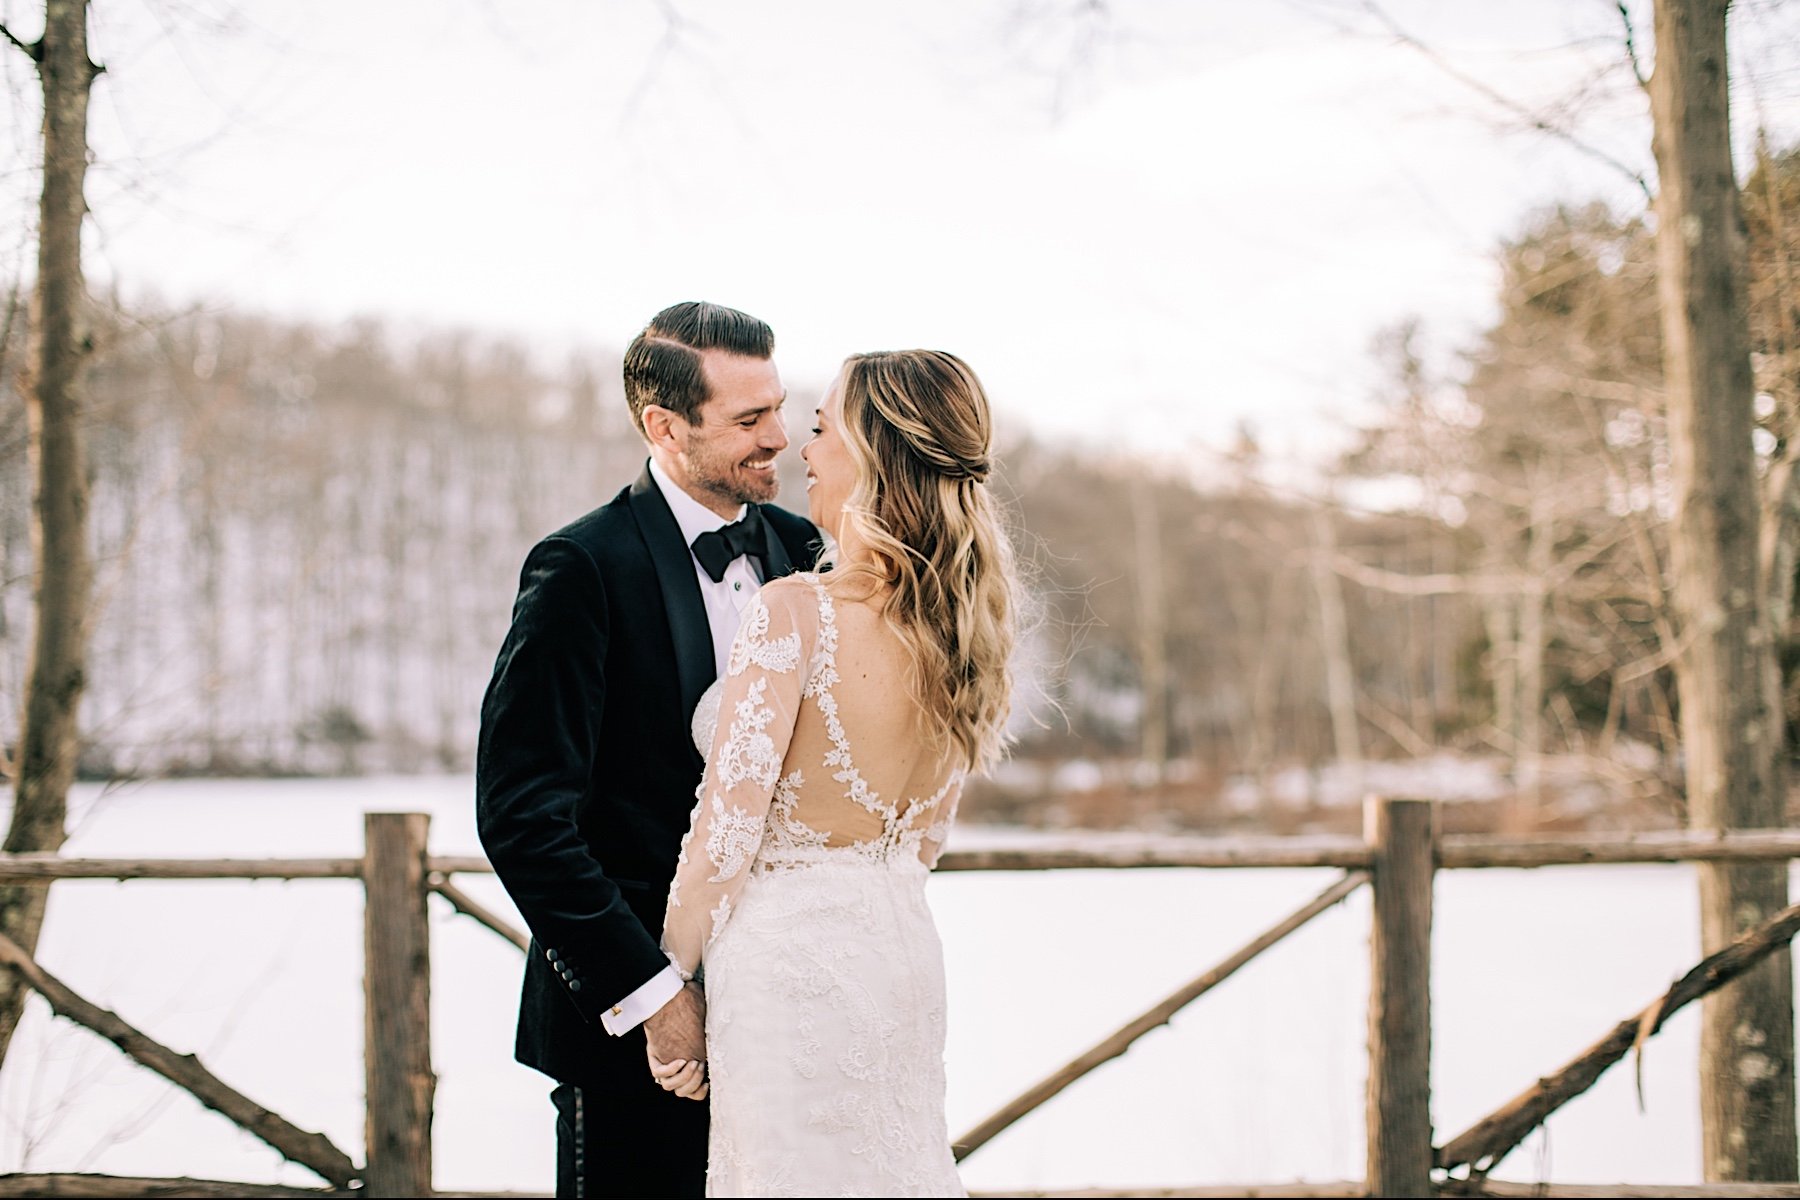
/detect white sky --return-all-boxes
[3,0,1799,467]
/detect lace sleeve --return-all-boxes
[918,773,965,869]
[661,580,819,981]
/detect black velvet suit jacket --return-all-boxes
[476,462,821,1086]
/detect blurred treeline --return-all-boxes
[0,315,652,776]
[1010,146,1799,831]
[1,149,1797,831]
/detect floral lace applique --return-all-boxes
[730,593,803,677]
[705,790,764,883]
[765,769,831,858]
[717,678,781,792]
[706,855,959,1195]
[668,835,691,909]
[708,893,734,944]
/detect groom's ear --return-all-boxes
[641,404,685,452]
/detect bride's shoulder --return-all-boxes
[760,571,827,601]
[753,572,832,626]
[758,569,884,627]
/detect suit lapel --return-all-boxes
[755,503,796,580]
[627,465,714,723]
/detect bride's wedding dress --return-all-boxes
[663,573,967,1198]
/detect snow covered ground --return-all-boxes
[0,775,1745,1192]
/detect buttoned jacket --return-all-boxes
[476,461,821,1084]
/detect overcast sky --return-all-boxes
[3,0,1799,468]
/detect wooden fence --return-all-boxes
[6,797,1800,1197]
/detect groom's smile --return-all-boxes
[671,349,789,515]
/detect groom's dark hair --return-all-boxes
[624,301,775,434]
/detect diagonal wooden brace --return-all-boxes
[0,931,360,1189]
[1438,898,1800,1177]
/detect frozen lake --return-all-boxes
[0,775,1762,1192]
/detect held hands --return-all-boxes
[649,1052,708,1100]
[644,981,709,1101]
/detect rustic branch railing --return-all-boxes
[951,869,1371,1161]
[8,799,1800,1198]
[362,813,434,1198]
[1439,896,1800,1178]
[428,873,529,951]
[0,932,358,1188]
[15,826,1800,883]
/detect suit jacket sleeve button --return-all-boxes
[569,980,582,993]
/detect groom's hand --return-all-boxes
[644,980,707,1065]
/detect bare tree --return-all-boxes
[1308,503,1362,788]
[0,0,101,1068]
[1650,0,1796,1179]
[1128,472,1168,786]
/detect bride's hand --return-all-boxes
[647,1048,710,1101]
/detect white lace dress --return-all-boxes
[663,572,967,1198]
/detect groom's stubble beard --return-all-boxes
[682,426,781,508]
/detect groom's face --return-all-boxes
[675,350,789,510]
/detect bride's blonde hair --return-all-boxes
[829,350,1019,773]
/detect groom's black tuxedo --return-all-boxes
[476,462,819,1195]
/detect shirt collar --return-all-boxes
[648,456,747,547]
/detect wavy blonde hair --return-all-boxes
[828,350,1019,773]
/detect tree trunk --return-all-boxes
[1483,589,1520,749]
[0,0,100,1068]
[1130,474,1168,787]
[1516,486,1554,803]
[1651,0,1797,1179]
[1308,506,1361,785]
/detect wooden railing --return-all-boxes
[6,798,1800,1197]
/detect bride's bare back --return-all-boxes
[786,575,961,848]
[662,571,964,979]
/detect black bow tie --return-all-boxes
[691,508,768,583]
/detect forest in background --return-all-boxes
[0,147,1796,835]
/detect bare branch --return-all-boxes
[1002,0,1117,124]
[1439,893,1800,1176]
[1359,1,1654,202]
[1761,443,1800,633]
[0,1174,330,1198]
[1358,693,1435,757]
[0,932,359,1187]
[1618,2,1649,89]
[429,873,529,951]
[619,1,696,126]
[0,23,40,63]
[1048,0,1114,123]
[953,870,1369,1159]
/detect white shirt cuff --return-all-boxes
[600,964,683,1035]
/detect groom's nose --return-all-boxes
[761,414,789,451]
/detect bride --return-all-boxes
[648,349,1019,1197]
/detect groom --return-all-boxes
[476,302,820,1198]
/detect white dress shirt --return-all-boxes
[601,458,765,1036]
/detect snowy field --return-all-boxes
[0,776,1752,1192]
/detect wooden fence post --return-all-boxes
[1365,795,1436,1198]
[364,812,434,1196]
